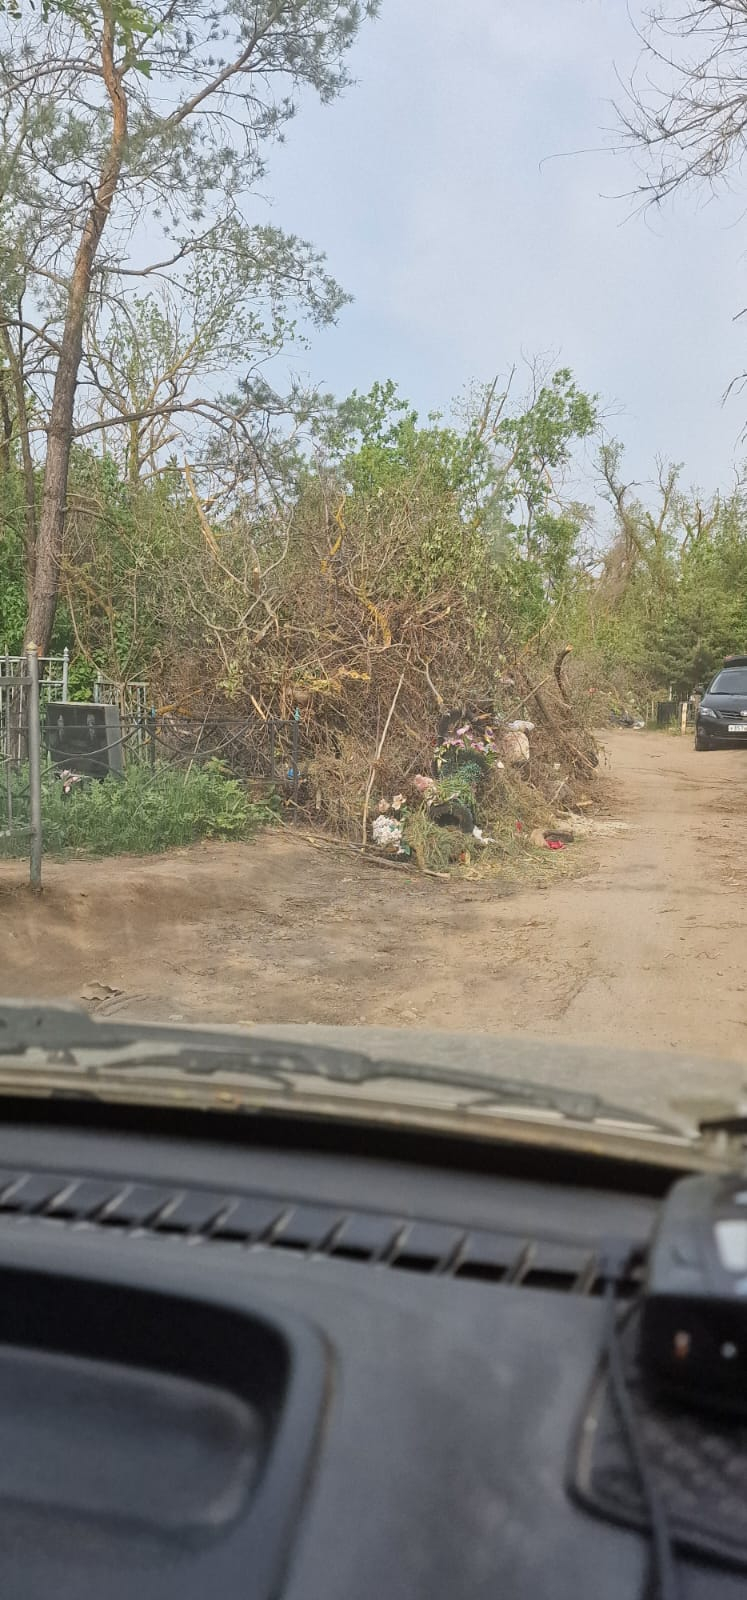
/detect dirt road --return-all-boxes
[3,729,747,1119]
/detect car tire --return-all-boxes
[695,729,711,751]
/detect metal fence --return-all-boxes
[92,671,148,718]
[133,709,301,797]
[1,651,70,756]
[39,700,302,794]
[1,648,302,886]
[0,651,42,888]
[1,651,149,888]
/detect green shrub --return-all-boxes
[0,759,276,858]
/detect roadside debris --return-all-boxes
[503,731,529,765]
[367,695,594,873]
[372,813,404,851]
[428,797,475,832]
[609,698,646,729]
[56,768,85,797]
[529,827,573,850]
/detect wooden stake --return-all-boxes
[360,664,408,847]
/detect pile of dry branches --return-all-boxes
[150,527,598,848]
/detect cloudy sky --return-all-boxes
[264,0,747,498]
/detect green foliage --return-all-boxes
[0,760,275,857]
[566,452,747,696]
[1,0,381,648]
[324,380,481,502]
[0,467,28,651]
[64,653,98,699]
[493,369,596,523]
[306,371,597,628]
[0,0,158,53]
[434,762,483,806]
[402,808,462,873]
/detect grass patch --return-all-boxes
[402,809,466,872]
[0,759,276,858]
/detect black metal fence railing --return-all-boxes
[0,651,42,887]
[55,709,303,798]
[3,677,302,885]
[148,712,301,797]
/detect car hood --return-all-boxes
[701,692,747,714]
[0,1002,743,1171]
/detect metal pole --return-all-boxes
[62,646,69,701]
[27,646,42,891]
[149,706,156,771]
[3,654,11,833]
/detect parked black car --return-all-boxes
[695,656,747,749]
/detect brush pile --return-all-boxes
[143,390,601,867]
[59,368,605,870]
[153,534,599,863]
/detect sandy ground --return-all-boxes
[3,729,747,1119]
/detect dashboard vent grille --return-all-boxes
[0,1170,642,1297]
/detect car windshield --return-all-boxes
[708,672,747,695]
[3,2,747,1146]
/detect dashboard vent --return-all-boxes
[0,1169,642,1297]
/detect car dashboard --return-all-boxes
[0,1103,738,1599]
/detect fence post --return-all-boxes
[149,706,156,771]
[27,646,42,892]
[62,646,69,701]
[3,654,11,833]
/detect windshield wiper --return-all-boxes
[698,1112,747,1136]
[0,1001,675,1132]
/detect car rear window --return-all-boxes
[709,670,747,694]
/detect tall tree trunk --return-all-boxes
[1,323,38,588]
[128,414,140,488]
[0,369,11,473]
[24,9,127,653]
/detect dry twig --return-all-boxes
[360,662,408,847]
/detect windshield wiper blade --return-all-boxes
[698,1112,747,1136]
[0,1001,675,1131]
[0,1001,143,1055]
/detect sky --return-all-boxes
[260,0,747,500]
